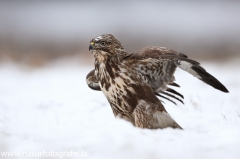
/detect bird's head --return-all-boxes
[89,34,125,56]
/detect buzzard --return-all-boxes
[87,34,228,129]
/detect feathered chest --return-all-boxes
[94,57,140,114]
[95,60,134,98]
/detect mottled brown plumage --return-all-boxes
[87,34,228,129]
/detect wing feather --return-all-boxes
[124,46,229,93]
[86,46,228,106]
[86,69,101,91]
[166,88,184,99]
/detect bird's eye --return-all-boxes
[100,41,105,46]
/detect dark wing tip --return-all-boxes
[211,82,229,93]
[169,82,180,87]
[191,65,229,93]
[219,86,229,93]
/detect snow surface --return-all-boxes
[0,60,240,159]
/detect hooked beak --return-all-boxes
[89,42,94,51]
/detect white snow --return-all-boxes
[0,60,240,159]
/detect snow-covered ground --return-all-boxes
[0,59,240,159]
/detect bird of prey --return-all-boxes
[87,34,228,129]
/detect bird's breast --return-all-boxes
[100,76,132,100]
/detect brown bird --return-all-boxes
[87,34,228,129]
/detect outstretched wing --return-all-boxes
[86,69,101,91]
[86,46,228,105]
[124,46,229,93]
